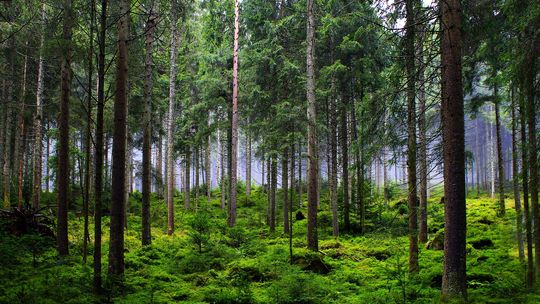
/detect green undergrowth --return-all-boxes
[0,187,538,303]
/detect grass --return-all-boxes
[0,186,538,303]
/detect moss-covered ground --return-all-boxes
[1,185,538,303]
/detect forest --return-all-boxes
[0,0,539,303]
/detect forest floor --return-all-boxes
[1,187,539,303]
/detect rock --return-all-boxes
[296,211,305,221]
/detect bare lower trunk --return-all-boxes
[166,7,180,235]
[330,95,338,237]
[441,0,467,299]
[494,82,505,216]
[185,149,191,209]
[93,0,107,292]
[270,156,277,232]
[142,0,156,246]
[283,148,289,234]
[228,0,239,227]
[246,132,251,197]
[57,0,73,257]
[83,0,95,263]
[16,46,28,210]
[306,0,318,251]
[511,95,524,261]
[32,4,46,209]
[206,135,211,201]
[520,94,534,287]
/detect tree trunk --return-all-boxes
[524,44,540,278]
[32,3,46,209]
[57,0,73,257]
[206,134,211,201]
[298,142,302,208]
[306,0,318,251]
[166,5,180,235]
[330,92,338,237]
[405,0,419,273]
[511,94,525,261]
[418,23,428,244]
[3,41,15,209]
[142,0,156,246]
[16,45,28,210]
[270,156,277,232]
[93,0,107,292]
[283,148,289,234]
[219,131,225,209]
[108,0,129,276]
[520,93,534,287]
[440,0,467,299]
[228,0,239,227]
[340,99,350,232]
[494,82,505,216]
[83,0,95,263]
[185,148,191,209]
[246,132,251,197]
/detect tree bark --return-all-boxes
[340,98,350,232]
[405,0,419,273]
[142,0,156,246]
[228,0,240,227]
[32,3,45,210]
[108,0,129,276]
[93,0,107,292]
[520,93,534,287]
[494,81,505,216]
[283,148,289,234]
[511,93,525,261]
[270,156,277,232]
[185,148,191,209]
[16,45,28,210]
[440,0,467,300]
[330,91,338,237]
[57,0,73,257]
[246,132,252,197]
[83,0,96,263]
[417,20,428,244]
[524,43,540,278]
[166,4,180,235]
[306,0,318,251]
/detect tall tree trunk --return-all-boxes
[108,0,129,276]
[520,92,534,287]
[93,0,107,293]
[270,156,277,232]
[475,119,481,195]
[524,43,540,278]
[246,132,251,197]
[340,99,350,232]
[46,124,50,193]
[511,93,525,261]
[185,148,191,209]
[32,3,46,209]
[3,43,14,209]
[494,81,505,216]
[283,148,289,234]
[16,45,28,210]
[219,131,225,209]
[156,132,163,198]
[330,92,338,237]
[166,5,180,235]
[206,134,211,201]
[57,0,73,257]
[141,0,156,246]
[417,22,428,244]
[228,0,240,227]
[83,0,96,263]
[298,142,302,208]
[405,0,419,273]
[440,0,467,299]
[195,148,200,203]
[306,0,318,251]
